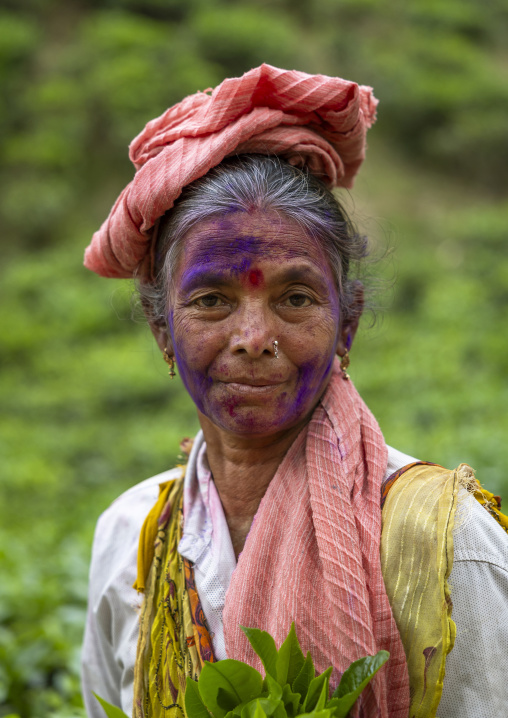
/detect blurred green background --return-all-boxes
[1,0,507,715]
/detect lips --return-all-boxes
[218,376,286,396]
[225,382,283,395]
[222,377,282,386]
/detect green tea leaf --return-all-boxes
[323,698,339,713]
[263,673,283,701]
[272,701,289,718]
[93,693,130,718]
[280,683,301,718]
[297,710,332,718]
[252,700,268,718]
[185,678,213,718]
[315,677,329,712]
[330,651,389,717]
[276,623,305,686]
[199,660,264,718]
[302,667,332,713]
[332,651,389,699]
[241,697,284,718]
[217,687,239,712]
[241,626,279,680]
[291,651,315,699]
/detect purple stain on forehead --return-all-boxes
[180,234,273,286]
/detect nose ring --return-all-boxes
[273,340,279,359]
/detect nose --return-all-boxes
[229,300,276,359]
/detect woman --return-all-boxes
[81,65,508,718]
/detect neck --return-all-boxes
[197,412,306,557]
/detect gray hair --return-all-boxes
[137,154,369,326]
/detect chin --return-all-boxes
[211,405,306,438]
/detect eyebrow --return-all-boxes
[275,264,322,283]
[272,263,332,290]
[179,267,231,294]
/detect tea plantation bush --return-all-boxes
[1,1,507,715]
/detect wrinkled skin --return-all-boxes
[149,209,363,554]
[151,210,361,439]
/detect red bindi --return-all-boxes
[247,269,264,287]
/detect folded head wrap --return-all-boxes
[84,63,378,278]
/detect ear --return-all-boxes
[148,319,174,356]
[336,281,364,357]
[140,295,174,356]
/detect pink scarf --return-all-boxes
[223,362,410,717]
[84,64,377,279]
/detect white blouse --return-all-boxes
[82,432,508,717]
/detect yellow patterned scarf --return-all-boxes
[132,476,215,718]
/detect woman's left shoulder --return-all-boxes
[453,486,508,566]
[439,487,508,717]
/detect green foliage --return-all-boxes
[182,624,389,718]
[276,624,305,687]
[197,660,263,717]
[330,653,390,716]
[93,694,129,718]
[240,628,278,681]
[1,1,507,716]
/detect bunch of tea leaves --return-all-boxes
[95,623,388,718]
[185,624,388,718]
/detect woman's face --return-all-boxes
[165,210,346,438]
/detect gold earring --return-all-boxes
[163,348,176,378]
[340,349,350,380]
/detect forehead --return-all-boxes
[178,210,330,269]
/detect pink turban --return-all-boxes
[84,63,378,279]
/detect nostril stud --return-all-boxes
[273,340,279,359]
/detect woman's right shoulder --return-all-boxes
[103,467,183,517]
[90,467,184,572]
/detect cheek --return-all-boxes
[168,314,217,403]
[293,352,334,407]
[170,310,213,357]
[285,317,339,405]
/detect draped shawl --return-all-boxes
[222,362,409,717]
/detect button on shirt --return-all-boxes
[82,432,508,717]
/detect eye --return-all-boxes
[285,293,312,308]
[194,294,226,308]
